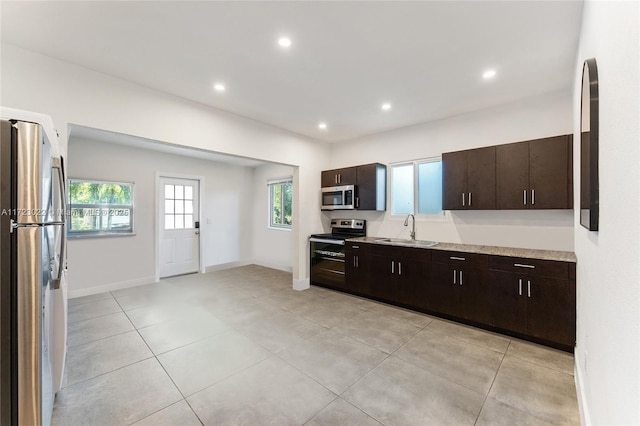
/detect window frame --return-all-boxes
[390,157,445,220]
[268,177,293,230]
[67,178,135,238]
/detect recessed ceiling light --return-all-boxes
[278,37,292,48]
[318,122,327,130]
[381,103,392,111]
[213,83,226,92]
[482,69,497,79]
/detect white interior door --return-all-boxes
[159,177,200,278]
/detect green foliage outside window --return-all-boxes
[270,181,292,228]
[68,180,134,235]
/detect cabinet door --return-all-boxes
[369,255,397,302]
[457,267,490,324]
[526,276,576,346]
[427,263,458,317]
[529,136,571,209]
[356,163,385,211]
[467,146,496,210]
[345,250,370,295]
[496,141,530,209]
[489,270,527,334]
[336,167,357,186]
[442,151,468,210]
[396,257,429,307]
[321,170,339,187]
[321,167,357,187]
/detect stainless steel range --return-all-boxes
[309,219,366,289]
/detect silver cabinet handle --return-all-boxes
[352,245,360,249]
[462,193,465,206]
[450,256,466,261]
[532,189,535,205]
[335,174,338,184]
[338,174,341,184]
[355,197,360,208]
[356,256,359,268]
[514,263,535,269]
[399,262,402,275]
[518,278,522,296]
[353,256,356,267]
[523,189,527,205]
[459,270,463,286]
[527,280,531,298]
[453,269,457,284]
[468,192,472,206]
[391,261,394,274]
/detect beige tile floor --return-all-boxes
[55,265,580,426]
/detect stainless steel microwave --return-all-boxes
[321,185,355,210]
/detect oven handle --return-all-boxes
[309,237,345,246]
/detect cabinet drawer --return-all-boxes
[367,244,430,261]
[346,242,369,253]
[489,256,570,279]
[431,250,488,269]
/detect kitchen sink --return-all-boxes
[373,238,438,247]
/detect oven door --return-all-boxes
[321,185,355,210]
[310,238,346,289]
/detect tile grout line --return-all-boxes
[422,319,510,356]
[380,321,505,399]
[115,292,207,426]
[474,339,511,425]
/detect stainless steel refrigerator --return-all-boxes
[1,113,67,426]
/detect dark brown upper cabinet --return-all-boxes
[321,163,386,211]
[355,163,386,211]
[321,167,357,187]
[496,135,573,209]
[442,146,496,210]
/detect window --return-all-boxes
[68,179,134,237]
[164,184,194,229]
[417,159,443,214]
[391,163,414,215]
[268,178,292,229]
[391,158,443,216]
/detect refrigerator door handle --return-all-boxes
[51,157,66,290]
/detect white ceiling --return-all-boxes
[1,1,583,143]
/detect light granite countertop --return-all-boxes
[346,236,577,263]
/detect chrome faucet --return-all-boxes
[404,214,416,240]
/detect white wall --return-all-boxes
[572,1,640,424]
[0,44,331,289]
[251,163,295,271]
[66,138,254,297]
[329,89,575,251]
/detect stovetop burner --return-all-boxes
[310,219,366,241]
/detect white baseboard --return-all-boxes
[293,277,310,291]
[574,351,591,425]
[251,258,293,273]
[68,275,157,299]
[204,260,252,273]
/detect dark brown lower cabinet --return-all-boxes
[367,246,429,306]
[489,258,576,347]
[489,270,528,334]
[369,254,397,302]
[340,243,575,351]
[345,243,370,295]
[425,253,489,324]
